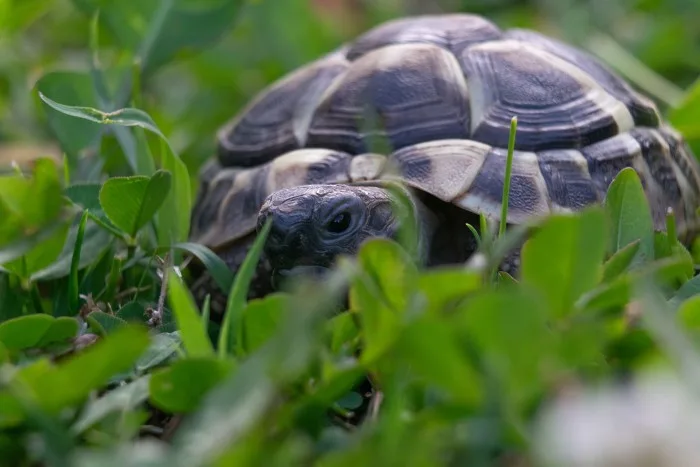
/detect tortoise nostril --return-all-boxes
[264,211,300,252]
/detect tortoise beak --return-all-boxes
[257,192,316,259]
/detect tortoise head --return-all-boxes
[256,183,417,286]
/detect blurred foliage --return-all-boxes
[1,0,700,466]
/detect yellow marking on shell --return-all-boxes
[266,149,351,193]
[613,132,650,178]
[197,168,260,248]
[350,153,386,181]
[456,150,551,224]
[292,51,350,146]
[584,87,635,132]
[468,39,635,134]
[389,139,492,202]
[559,149,589,169]
[466,73,486,136]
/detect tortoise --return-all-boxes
[189,13,700,309]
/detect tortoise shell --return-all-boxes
[191,13,700,252]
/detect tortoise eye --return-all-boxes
[327,212,351,234]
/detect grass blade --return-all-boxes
[68,210,89,314]
[218,220,272,358]
[172,242,234,293]
[499,116,517,238]
[168,271,214,358]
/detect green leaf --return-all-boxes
[653,231,694,281]
[669,274,700,310]
[602,240,641,283]
[335,392,364,411]
[35,317,80,348]
[37,92,191,243]
[19,325,150,413]
[87,311,128,335]
[172,242,234,293]
[115,301,148,323]
[0,221,71,268]
[98,170,172,238]
[0,0,53,35]
[169,356,277,464]
[65,182,104,212]
[521,208,608,319]
[416,267,482,314]
[0,315,55,351]
[397,316,482,407]
[243,294,289,355]
[219,220,272,358]
[577,255,692,311]
[3,221,70,279]
[300,365,366,416]
[0,157,68,248]
[677,295,700,331]
[326,312,360,355]
[454,287,553,409]
[39,92,167,140]
[0,393,24,429]
[34,72,103,168]
[30,220,113,281]
[149,357,235,413]
[669,77,700,142]
[72,0,245,75]
[604,167,655,263]
[351,239,419,364]
[134,332,182,373]
[71,375,151,435]
[154,138,191,245]
[168,271,215,358]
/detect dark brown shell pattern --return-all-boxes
[190,14,700,251]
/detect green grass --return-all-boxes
[2,1,700,466]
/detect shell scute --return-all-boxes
[536,150,601,210]
[456,149,551,223]
[306,43,471,154]
[217,51,349,167]
[346,14,503,60]
[460,40,632,151]
[503,28,661,128]
[389,139,490,202]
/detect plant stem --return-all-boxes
[499,116,518,239]
[150,252,170,327]
[30,283,45,314]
